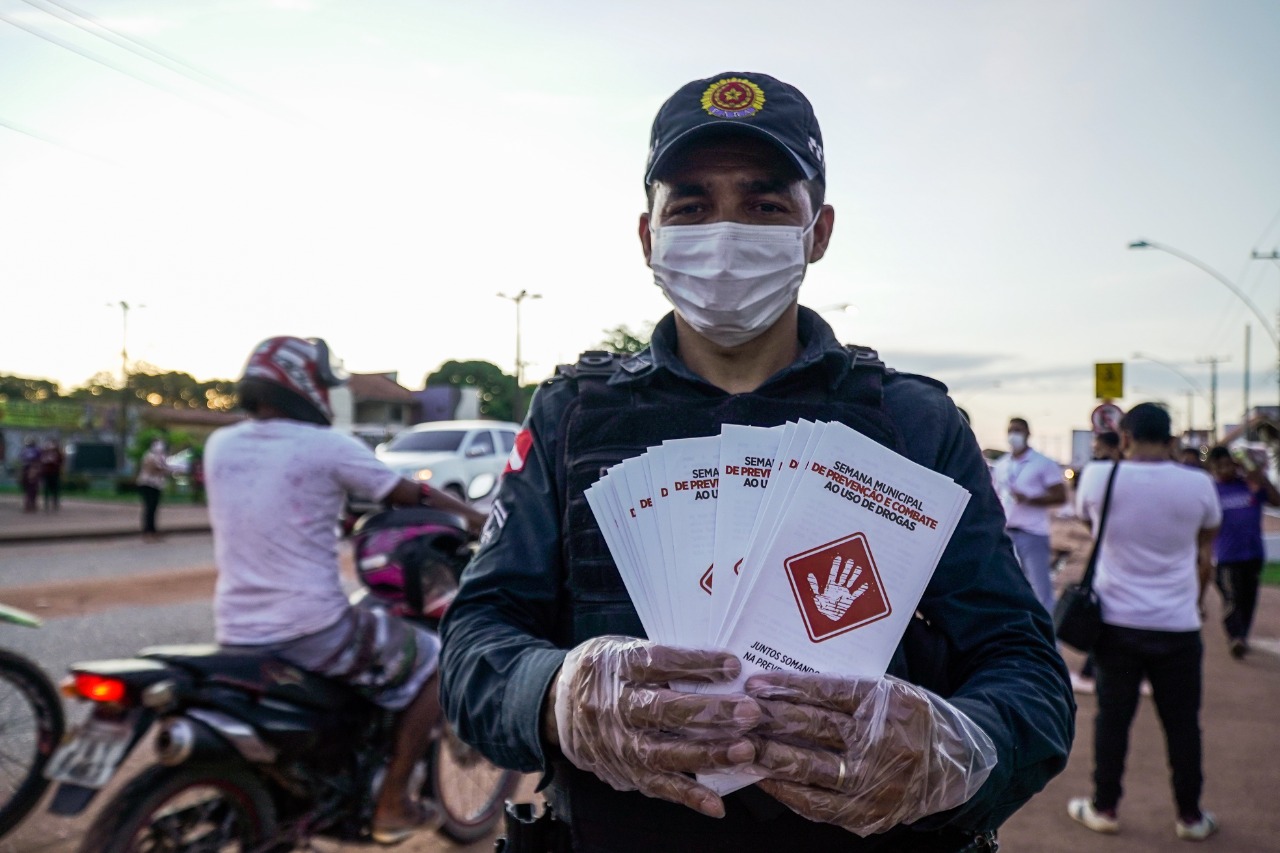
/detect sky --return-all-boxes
[2,0,1280,458]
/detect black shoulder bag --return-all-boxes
[1053,461,1120,653]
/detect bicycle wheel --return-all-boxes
[0,649,65,838]
[428,726,520,844]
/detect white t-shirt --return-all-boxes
[993,448,1063,536]
[205,419,400,644]
[1075,459,1221,632]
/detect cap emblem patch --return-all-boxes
[701,77,765,119]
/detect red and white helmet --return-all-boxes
[239,337,348,424]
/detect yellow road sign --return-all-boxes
[1095,362,1123,399]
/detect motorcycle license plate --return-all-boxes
[45,717,134,789]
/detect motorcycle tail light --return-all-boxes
[74,673,127,703]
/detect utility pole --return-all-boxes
[1244,325,1251,440]
[1252,250,1280,415]
[108,301,143,474]
[1196,355,1229,441]
[497,290,542,419]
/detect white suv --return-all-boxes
[372,420,519,505]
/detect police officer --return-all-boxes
[440,72,1073,852]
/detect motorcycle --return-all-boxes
[0,602,65,839]
[45,507,520,852]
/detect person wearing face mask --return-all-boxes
[440,72,1072,853]
[993,418,1067,614]
[136,436,173,542]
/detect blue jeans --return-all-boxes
[1007,528,1054,613]
[1092,625,1203,817]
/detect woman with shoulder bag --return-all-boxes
[1065,403,1222,842]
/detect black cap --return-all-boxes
[645,72,824,186]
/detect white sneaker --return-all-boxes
[1070,672,1096,694]
[1175,811,1219,841]
[1068,797,1120,834]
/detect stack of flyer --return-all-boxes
[584,420,972,793]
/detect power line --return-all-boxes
[18,0,307,126]
[0,9,229,115]
[1253,205,1280,249]
[0,114,114,163]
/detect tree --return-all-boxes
[425,360,519,422]
[127,370,237,411]
[67,369,236,411]
[0,375,62,402]
[598,323,653,355]
[66,371,123,402]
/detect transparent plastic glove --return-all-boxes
[553,636,760,817]
[745,672,997,837]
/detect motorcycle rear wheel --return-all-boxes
[0,649,65,838]
[78,763,277,853]
[428,727,520,844]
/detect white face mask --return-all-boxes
[1008,432,1028,453]
[649,217,816,348]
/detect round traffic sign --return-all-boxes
[1092,403,1124,435]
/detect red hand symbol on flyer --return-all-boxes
[784,533,892,643]
[807,555,869,621]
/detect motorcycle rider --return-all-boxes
[204,336,486,844]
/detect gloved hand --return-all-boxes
[552,636,760,818]
[744,672,997,837]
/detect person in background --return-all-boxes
[19,437,41,513]
[39,438,64,512]
[189,448,206,505]
[1068,403,1221,842]
[136,438,172,542]
[993,417,1067,613]
[1206,445,1280,659]
[1092,431,1121,465]
[1179,446,1204,468]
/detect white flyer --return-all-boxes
[644,446,684,640]
[726,419,969,679]
[659,436,722,647]
[706,424,786,644]
[697,420,971,793]
[619,454,676,642]
[715,420,820,644]
[584,472,658,634]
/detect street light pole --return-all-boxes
[1131,239,1280,425]
[1195,355,1229,440]
[1251,251,1280,430]
[108,300,144,473]
[1130,240,1277,345]
[497,290,542,417]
